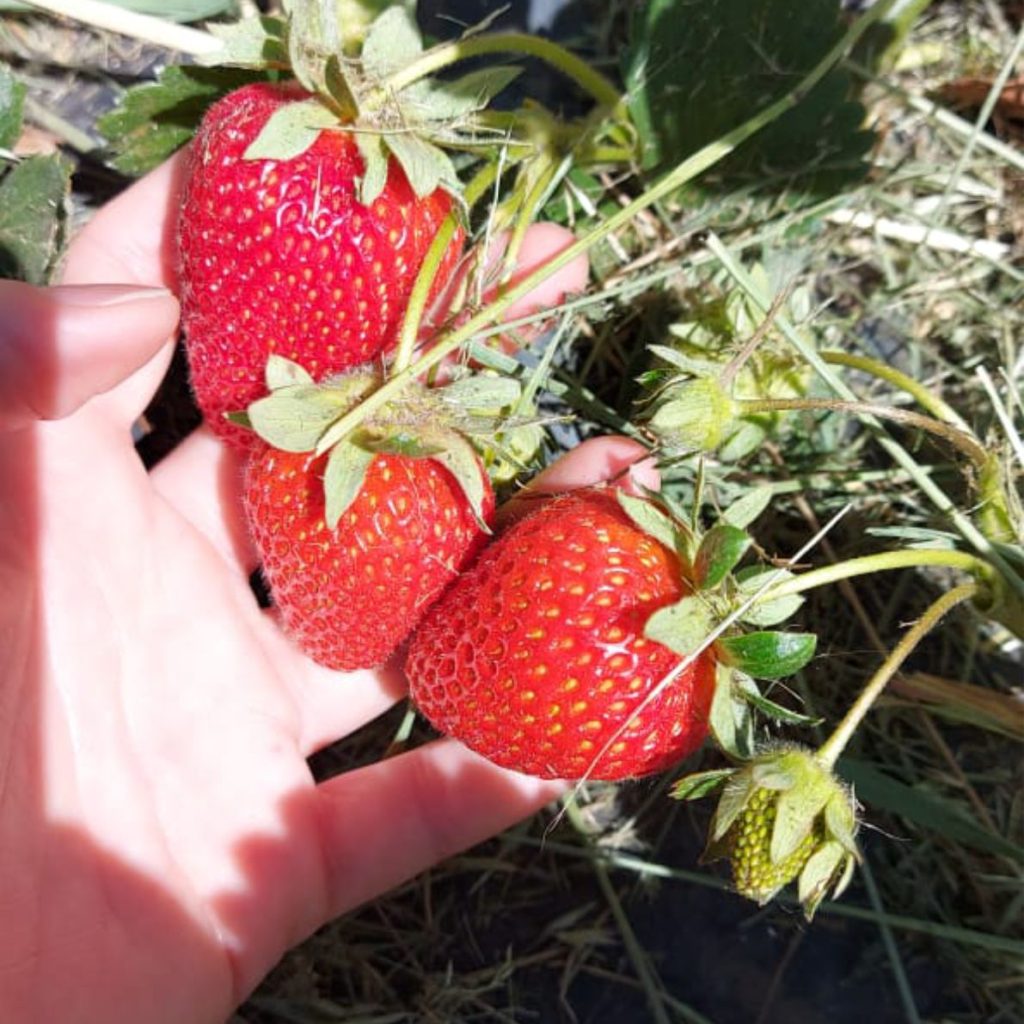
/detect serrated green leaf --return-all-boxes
[362,5,423,79]
[615,491,680,555]
[694,523,750,590]
[439,375,521,410]
[708,663,757,761]
[432,436,491,532]
[771,782,831,864]
[0,154,71,284]
[243,98,339,161]
[247,385,347,452]
[401,66,522,121]
[385,132,460,199]
[0,64,26,150]
[740,687,822,727]
[670,768,736,801]
[718,631,817,680]
[200,16,289,68]
[323,439,376,530]
[644,595,715,657]
[734,566,805,627]
[266,354,314,391]
[624,0,873,192]
[721,485,773,530]
[98,65,266,176]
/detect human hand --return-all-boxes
[0,152,657,1024]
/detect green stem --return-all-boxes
[820,350,971,431]
[383,31,624,110]
[755,549,993,606]
[817,582,979,768]
[735,396,990,467]
[391,162,501,374]
[500,158,561,283]
[313,0,896,456]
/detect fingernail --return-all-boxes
[51,284,174,308]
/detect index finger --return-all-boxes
[61,150,187,288]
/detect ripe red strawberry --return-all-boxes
[405,488,716,780]
[244,442,495,671]
[177,81,464,448]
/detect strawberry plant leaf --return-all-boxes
[402,66,523,122]
[615,491,680,557]
[432,436,492,532]
[355,132,389,206]
[708,664,757,760]
[358,429,445,457]
[644,595,715,656]
[265,354,314,391]
[200,16,289,69]
[709,767,757,842]
[243,97,340,161]
[624,0,873,192]
[385,133,461,199]
[693,522,750,590]
[739,687,822,727]
[718,631,817,680]
[0,154,72,284]
[670,767,736,801]
[247,384,348,452]
[439,375,521,411]
[0,63,25,150]
[98,65,266,176]
[721,485,773,530]
[361,5,423,79]
[323,438,376,530]
[734,566,805,627]
[798,840,847,919]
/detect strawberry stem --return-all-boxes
[753,548,995,606]
[819,350,971,431]
[391,162,502,375]
[735,396,990,468]
[314,0,898,455]
[817,582,979,768]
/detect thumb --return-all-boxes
[0,280,179,430]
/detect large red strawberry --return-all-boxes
[244,443,494,671]
[177,81,465,448]
[405,488,717,780]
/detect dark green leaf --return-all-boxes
[740,687,823,727]
[694,523,750,590]
[718,631,817,680]
[98,65,267,176]
[243,97,339,161]
[0,154,72,284]
[0,63,26,150]
[644,595,716,657]
[624,0,873,193]
[323,440,376,529]
[670,768,736,801]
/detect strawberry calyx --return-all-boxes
[238,354,528,530]
[673,745,860,918]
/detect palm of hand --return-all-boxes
[0,153,647,1024]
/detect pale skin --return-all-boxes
[0,151,658,1023]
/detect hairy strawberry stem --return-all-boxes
[735,396,989,467]
[819,350,971,431]
[817,582,979,768]
[315,0,898,455]
[392,162,502,374]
